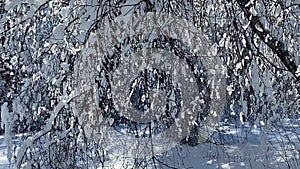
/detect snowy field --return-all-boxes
[163,123,300,169]
[0,119,299,169]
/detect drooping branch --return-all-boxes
[237,0,299,81]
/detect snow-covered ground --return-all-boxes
[161,123,300,169]
[0,136,10,169]
[0,119,299,169]
[98,120,300,168]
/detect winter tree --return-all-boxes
[0,0,299,168]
